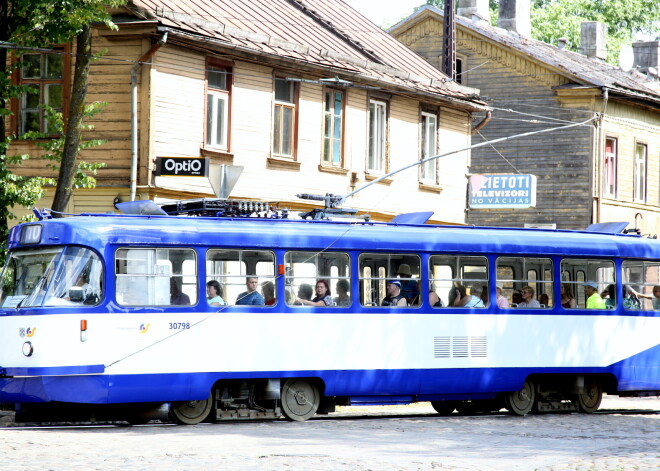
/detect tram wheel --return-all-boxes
[281,379,320,421]
[504,379,536,416]
[577,379,603,413]
[431,400,457,415]
[169,393,213,425]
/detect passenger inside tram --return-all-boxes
[262,281,276,306]
[235,276,265,305]
[206,280,225,306]
[170,278,191,305]
[381,280,408,307]
[334,279,351,306]
[448,284,484,308]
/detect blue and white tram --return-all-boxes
[0,208,659,423]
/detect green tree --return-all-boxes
[531,0,660,63]
[1,0,123,259]
[426,0,660,64]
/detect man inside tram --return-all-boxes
[170,278,191,305]
[381,280,408,307]
[236,276,265,305]
[584,283,606,309]
[396,264,419,304]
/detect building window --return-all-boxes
[420,111,438,183]
[18,52,65,135]
[205,63,231,150]
[455,56,464,84]
[633,143,647,203]
[368,99,387,173]
[604,137,617,198]
[273,78,297,158]
[322,88,344,166]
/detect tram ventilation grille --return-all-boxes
[434,336,487,358]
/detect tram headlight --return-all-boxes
[22,341,34,357]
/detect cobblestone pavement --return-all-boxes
[1,396,658,471]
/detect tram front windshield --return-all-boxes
[0,247,102,308]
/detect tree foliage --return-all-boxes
[1,0,124,261]
[425,0,660,63]
[531,0,660,63]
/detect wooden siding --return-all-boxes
[7,23,477,226]
[144,45,474,222]
[392,15,660,231]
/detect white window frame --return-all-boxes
[273,78,296,158]
[323,88,344,166]
[368,99,387,173]
[420,111,438,183]
[633,142,647,203]
[206,65,230,150]
[604,137,617,198]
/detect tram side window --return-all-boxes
[207,249,275,306]
[622,260,660,311]
[429,255,487,308]
[359,253,420,307]
[497,257,553,308]
[560,259,614,309]
[116,248,197,306]
[285,251,350,307]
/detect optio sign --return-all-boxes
[155,157,209,177]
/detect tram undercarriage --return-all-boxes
[7,373,649,425]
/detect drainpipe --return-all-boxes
[471,110,492,135]
[130,32,168,201]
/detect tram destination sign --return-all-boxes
[469,174,537,209]
[155,156,209,177]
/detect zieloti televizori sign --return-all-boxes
[469,174,537,209]
[155,157,209,177]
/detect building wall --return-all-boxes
[393,15,660,233]
[145,43,474,223]
[7,26,476,226]
[599,101,660,235]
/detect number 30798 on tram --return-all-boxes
[0,202,658,423]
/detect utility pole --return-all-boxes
[442,0,456,80]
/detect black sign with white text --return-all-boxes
[155,157,209,177]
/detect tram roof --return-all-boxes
[9,214,660,260]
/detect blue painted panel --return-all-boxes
[5,364,105,377]
[608,343,660,390]
[2,346,658,405]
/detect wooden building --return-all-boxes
[390,0,660,233]
[7,0,488,224]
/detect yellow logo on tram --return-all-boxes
[139,324,150,333]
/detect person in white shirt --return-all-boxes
[517,286,540,308]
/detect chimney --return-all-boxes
[497,0,531,37]
[457,0,490,23]
[632,41,660,74]
[580,21,607,60]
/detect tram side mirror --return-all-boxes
[69,286,84,302]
